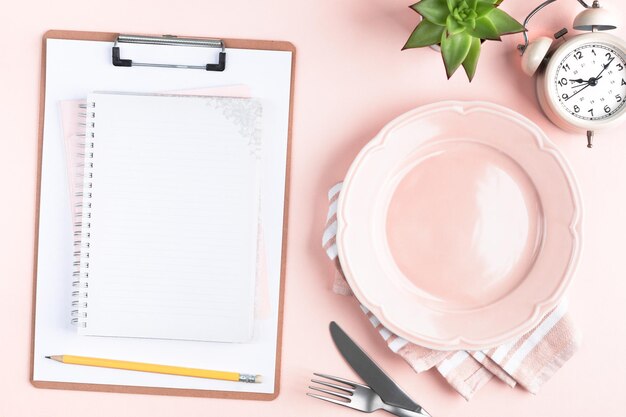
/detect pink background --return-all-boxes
[1,0,625,416]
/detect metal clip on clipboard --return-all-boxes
[112,34,226,71]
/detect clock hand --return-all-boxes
[569,73,603,87]
[565,76,603,101]
[571,74,603,88]
[595,60,612,79]
[565,82,591,101]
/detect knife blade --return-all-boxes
[330,321,429,415]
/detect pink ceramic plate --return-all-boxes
[337,101,582,351]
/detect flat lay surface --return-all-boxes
[1,1,626,416]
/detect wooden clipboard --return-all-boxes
[31,30,295,400]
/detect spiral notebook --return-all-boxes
[32,30,294,400]
[73,92,261,342]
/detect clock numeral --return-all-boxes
[562,63,571,72]
[592,49,597,56]
[562,93,569,100]
[617,94,623,103]
[588,108,594,117]
[558,78,568,87]
[605,52,615,63]
[573,105,580,113]
[574,51,583,60]
[622,79,626,86]
[617,63,624,71]
[604,105,611,114]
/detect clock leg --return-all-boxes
[587,130,594,148]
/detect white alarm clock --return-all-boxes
[521,0,626,148]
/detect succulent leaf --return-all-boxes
[446,0,459,11]
[403,20,446,49]
[475,2,495,17]
[411,0,450,26]
[441,31,472,78]
[486,7,526,35]
[464,17,477,30]
[446,14,467,35]
[462,37,481,81]
[467,16,501,40]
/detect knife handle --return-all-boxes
[382,403,431,417]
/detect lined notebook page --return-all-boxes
[78,92,261,342]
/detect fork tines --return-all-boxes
[307,373,356,406]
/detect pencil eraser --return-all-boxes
[254,375,263,383]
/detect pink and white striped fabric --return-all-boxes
[323,183,581,400]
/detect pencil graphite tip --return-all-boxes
[45,356,51,359]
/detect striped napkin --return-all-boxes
[323,183,581,400]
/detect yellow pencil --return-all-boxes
[46,355,261,383]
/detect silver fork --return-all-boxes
[307,373,431,417]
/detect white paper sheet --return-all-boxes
[75,92,260,343]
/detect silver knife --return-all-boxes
[330,321,431,417]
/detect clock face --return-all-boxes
[553,43,626,121]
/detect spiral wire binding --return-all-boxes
[71,101,95,328]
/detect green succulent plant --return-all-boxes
[403,0,526,81]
